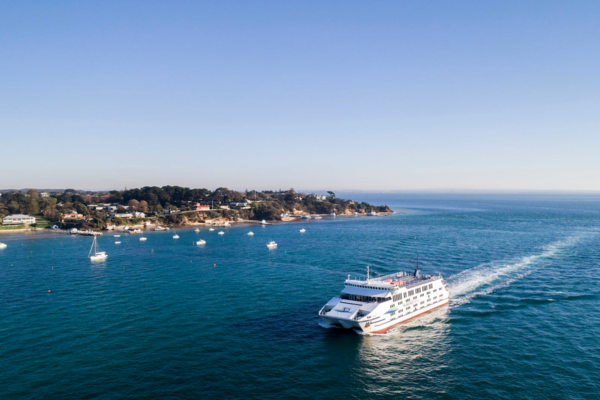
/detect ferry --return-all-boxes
[319,262,449,334]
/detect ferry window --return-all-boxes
[429,284,433,289]
[404,293,407,298]
[416,288,421,294]
[420,294,424,297]
[408,290,414,296]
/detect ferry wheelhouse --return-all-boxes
[319,265,449,334]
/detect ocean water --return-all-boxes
[1,193,599,399]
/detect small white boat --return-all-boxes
[140,237,147,241]
[247,232,254,236]
[0,243,7,249]
[209,228,215,231]
[115,241,121,244]
[88,236,107,261]
[218,231,225,235]
[194,229,200,233]
[266,241,277,249]
[301,214,311,219]
[261,219,267,225]
[329,212,336,217]
[173,231,179,239]
[154,226,166,231]
[114,235,121,238]
[314,216,322,219]
[299,229,306,233]
[196,239,206,245]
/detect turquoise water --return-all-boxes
[1,194,599,399]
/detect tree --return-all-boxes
[7,201,20,214]
[127,199,140,212]
[41,197,58,219]
[74,202,90,216]
[139,200,149,213]
[327,191,336,198]
[25,193,39,216]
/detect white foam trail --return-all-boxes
[447,235,582,307]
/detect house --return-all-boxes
[2,214,36,225]
[40,192,50,198]
[229,202,248,208]
[113,213,134,218]
[194,203,210,211]
[62,213,87,224]
[315,195,327,200]
[133,212,146,218]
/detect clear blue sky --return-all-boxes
[1,1,599,191]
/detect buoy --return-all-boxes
[48,290,51,293]
[214,264,216,267]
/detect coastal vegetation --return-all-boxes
[0,187,392,230]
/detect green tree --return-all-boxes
[25,190,40,215]
[7,201,21,214]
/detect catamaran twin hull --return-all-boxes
[319,270,449,334]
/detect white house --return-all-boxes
[2,214,36,225]
[40,192,50,198]
[229,202,248,207]
[113,213,134,218]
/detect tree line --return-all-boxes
[0,186,392,227]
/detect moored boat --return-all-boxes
[0,243,7,249]
[88,236,107,261]
[266,241,277,249]
[196,239,206,245]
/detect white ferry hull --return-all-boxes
[364,300,448,333]
[319,268,449,334]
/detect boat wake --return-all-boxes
[446,235,584,307]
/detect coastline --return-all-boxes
[0,211,393,237]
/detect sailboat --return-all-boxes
[88,236,107,261]
[173,230,179,239]
[0,243,7,249]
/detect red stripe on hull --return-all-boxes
[370,301,449,334]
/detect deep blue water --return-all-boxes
[1,193,599,399]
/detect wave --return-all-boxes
[446,235,584,307]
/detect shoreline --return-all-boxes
[0,212,393,237]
